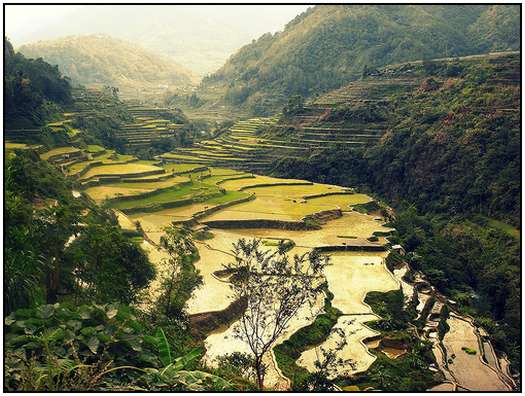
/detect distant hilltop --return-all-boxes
[18,34,195,97]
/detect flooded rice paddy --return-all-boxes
[121,172,396,387]
[91,161,509,390]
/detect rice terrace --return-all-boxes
[3,3,521,393]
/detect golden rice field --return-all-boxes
[79,163,164,180]
[86,185,155,202]
[40,146,81,160]
[5,142,31,149]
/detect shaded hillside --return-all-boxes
[19,35,193,97]
[202,4,520,114]
[4,37,72,129]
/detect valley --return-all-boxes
[4,4,521,392]
[6,55,517,387]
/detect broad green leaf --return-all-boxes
[79,307,91,320]
[42,328,64,343]
[4,315,15,326]
[155,328,172,366]
[129,338,143,352]
[36,305,55,319]
[143,335,157,346]
[66,320,82,331]
[106,304,118,319]
[80,327,96,336]
[96,333,111,343]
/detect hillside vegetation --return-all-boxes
[201,4,519,113]
[5,37,72,129]
[271,53,521,369]
[4,49,242,392]
[19,35,193,97]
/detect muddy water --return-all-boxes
[124,180,396,388]
[298,314,380,378]
[442,315,511,391]
[187,235,237,315]
[139,240,172,306]
[323,252,398,314]
[296,252,399,377]
[393,263,415,305]
[203,292,325,388]
[180,211,393,388]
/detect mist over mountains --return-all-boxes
[19,35,194,97]
[7,5,310,77]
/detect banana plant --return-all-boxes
[140,327,232,391]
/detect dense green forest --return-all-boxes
[4,38,72,128]
[272,56,521,369]
[202,4,519,113]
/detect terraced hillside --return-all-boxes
[166,52,520,182]
[157,98,392,174]
[159,117,282,173]
[5,87,123,144]
[5,86,192,152]
[28,139,515,392]
[157,56,481,174]
[156,76,417,173]
[116,103,187,149]
[68,89,189,149]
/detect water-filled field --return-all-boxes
[119,163,395,387]
[35,139,411,389]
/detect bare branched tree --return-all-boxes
[307,322,356,390]
[224,238,329,390]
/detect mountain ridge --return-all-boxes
[201,4,520,114]
[18,34,194,98]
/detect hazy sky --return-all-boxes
[5,5,310,46]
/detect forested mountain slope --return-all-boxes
[19,35,193,97]
[5,37,72,129]
[272,53,520,225]
[202,4,519,113]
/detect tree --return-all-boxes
[157,226,202,318]
[305,325,354,391]
[65,222,155,304]
[362,64,370,78]
[224,239,329,390]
